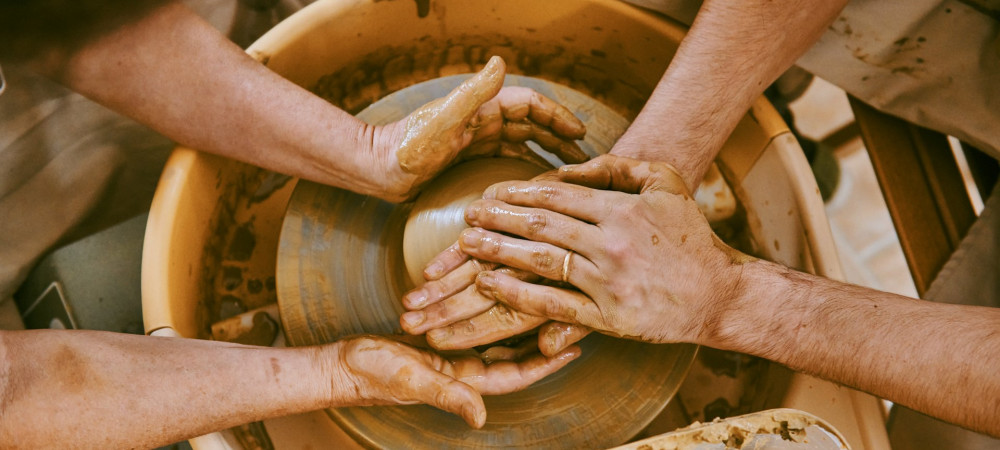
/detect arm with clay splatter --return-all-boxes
[0,330,579,447]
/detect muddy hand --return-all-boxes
[458,154,752,345]
[329,335,580,428]
[400,171,580,354]
[375,55,587,202]
[400,228,569,353]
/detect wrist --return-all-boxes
[703,258,808,361]
[369,120,416,202]
[314,340,355,408]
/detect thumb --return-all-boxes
[443,55,506,119]
[558,154,688,195]
[412,368,488,428]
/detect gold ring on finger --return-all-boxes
[561,251,574,283]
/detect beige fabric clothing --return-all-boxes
[797,0,1000,160]
[623,0,1000,160]
[0,0,248,327]
[0,66,172,303]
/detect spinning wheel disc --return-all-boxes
[276,75,697,448]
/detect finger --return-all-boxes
[403,267,538,334]
[463,200,601,253]
[476,271,601,327]
[452,346,582,395]
[443,55,506,120]
[408,363,489,428]
[529,169,560,182]
[478,337,540,363]
[495,142,553,169]
[404,258,495,310]
[558,154,687,195]
[426,305,548,350]
[463,140,552,170]
[403,285,492,334]
[458,228,601,285]
[500,120,587,163]
[537,322,591,357]
[423,242,470,281]
[493,86,587,140]
[482,180,617,224]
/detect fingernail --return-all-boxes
[476,409,488,427]
[560,347,581,360]
[424,261,444,279]
[485,55,503,74]
[465,205,480,222]
[427,327,453,344]
[405,289,428,308]
[461,228,483,248]
[476,272,497,290]
[547,335,564,355]
[401,311,424,328]
[482,185,498,199]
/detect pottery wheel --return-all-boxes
[276,75,697,448]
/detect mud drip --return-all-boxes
[414,0,430,18]
[201,165,291,338]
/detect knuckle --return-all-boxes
[502,283,523,307]
[536,185,558,202]
[542,292,565,318]
[603,238,632,260]
[492,306,520,328]
[481,235,503,256]
[525,213,548,236]
[529,245,556,274]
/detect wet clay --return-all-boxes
[618,409,849,450]
[395,56,505,178]
[402,158,544,286]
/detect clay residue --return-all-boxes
[311,33,654,119]
[395,56,504,177]
[201,165,289,338]
[616,409,849,450]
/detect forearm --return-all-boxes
[0,330,338,448]
[615,0,847,189]
[717,260,1000,436]
[35,2,388,197]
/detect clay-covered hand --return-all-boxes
[328,335,580,428]
[399,171,580,355]
[400,242,585,355]
[458,154,752,345]
[373,56,587,202]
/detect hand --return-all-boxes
[399,171,582,355]
[400,242,586,355]
[328,335,580,428]
[456,154,751,345]
[372,56,587,202]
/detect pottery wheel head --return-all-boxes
[276,75,697,448]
